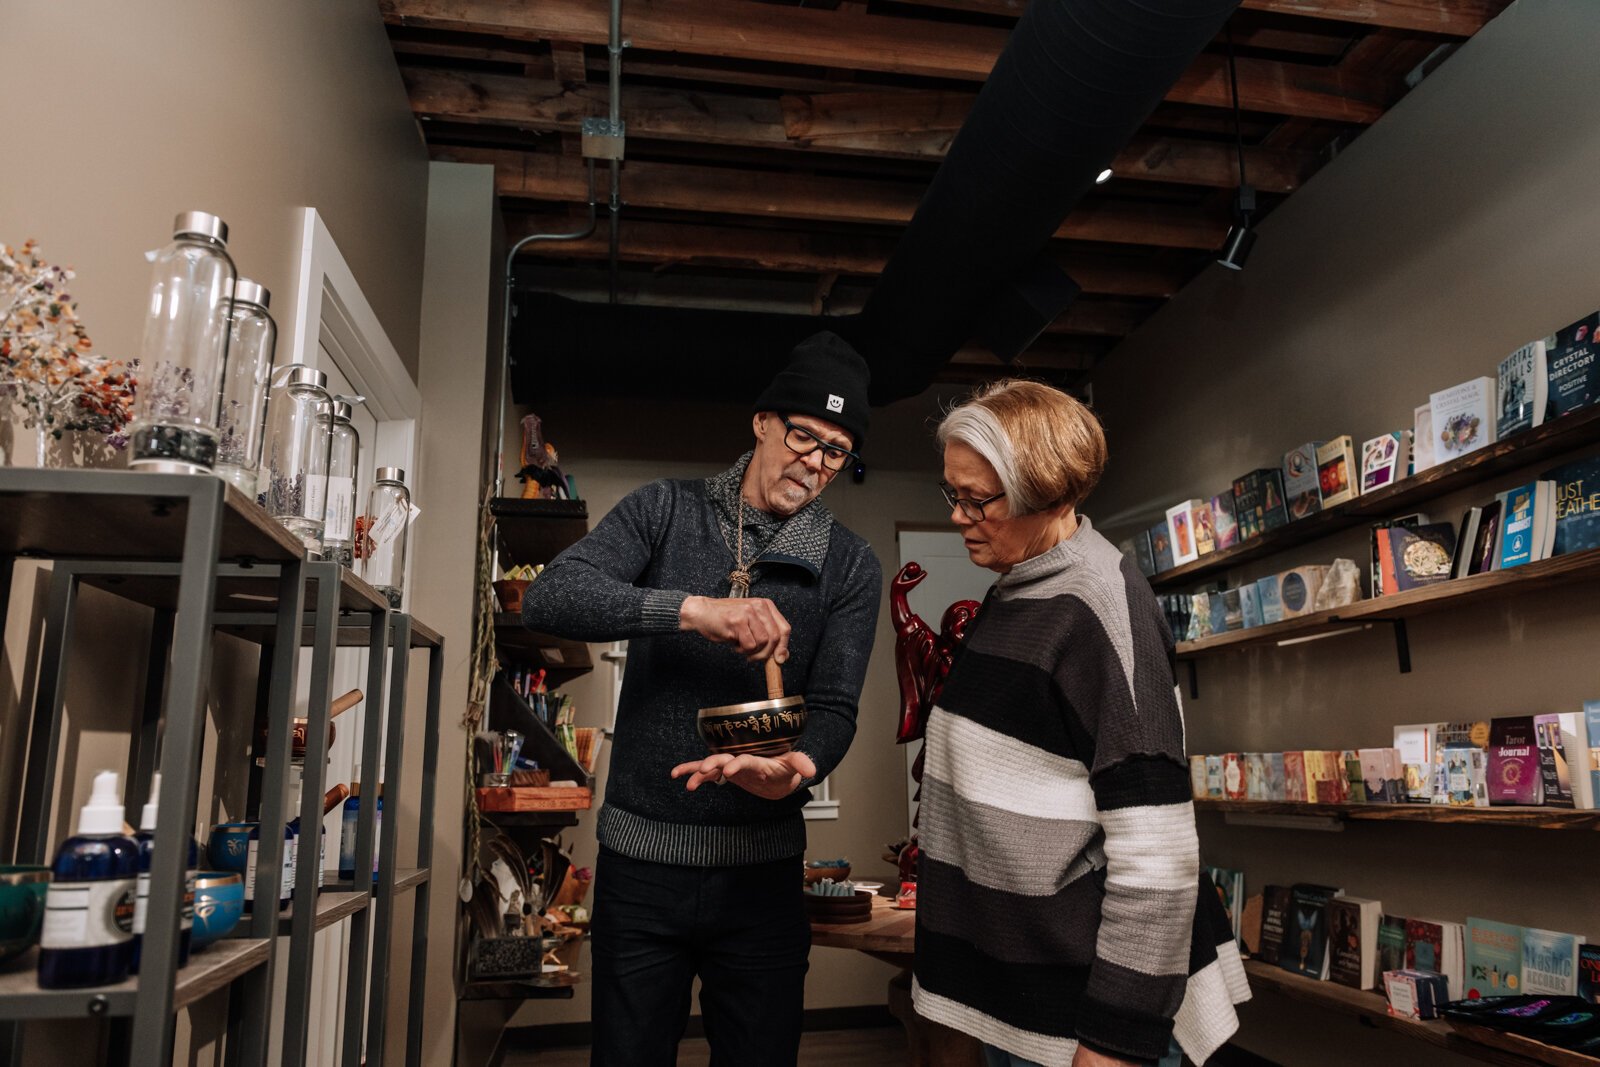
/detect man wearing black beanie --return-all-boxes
[522,331,883,1066]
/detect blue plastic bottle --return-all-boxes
[243,820,295,913]
[338,782,381,882]
[131,772,197,974]
[38,771,140,988]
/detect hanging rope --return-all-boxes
[462,484,500,890]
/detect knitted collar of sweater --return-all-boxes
[992,515,1101,591]
[706,451,835,581]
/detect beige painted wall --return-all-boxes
[496,404,956,1034]
[0,1,429,1061]
[1086,2,1600,1063]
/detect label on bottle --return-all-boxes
[340,806,357,874]
[41,880,137,949]
[306,474,329,522]
[134,872,150,935]
[245,836,297,903]
[325,476,355,540]
[183,869,195,932]
[368,501,408,548]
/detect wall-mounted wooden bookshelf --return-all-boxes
[491,497,589,572]
[493,615,594,685]
[1175,545,1600,660]
[1196,798,1600,830]
[1149,404,1600,591]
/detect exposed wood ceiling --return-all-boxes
[383,0,1510,390]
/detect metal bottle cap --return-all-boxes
[375,466,406,484]
[285,366,328,390]
[173,211,229,245]
[330,400,355,423]
[231,277,271,309]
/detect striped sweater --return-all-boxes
[911,517,1249,1065]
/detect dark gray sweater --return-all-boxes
[521,455,883,866]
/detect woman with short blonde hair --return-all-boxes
[913,380,1248,1067]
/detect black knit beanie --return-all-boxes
[753,332,871,449]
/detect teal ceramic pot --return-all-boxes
[190,872,244,949]
[207,822,255,873]
[0,866,50,964]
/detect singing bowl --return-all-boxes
[696,695,808,757]
[207,822,257,873]
[191,872,245,949]
[0,866,50,964]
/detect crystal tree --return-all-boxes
[0,240,135,466]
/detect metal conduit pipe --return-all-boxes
[607,0,625,304]
[493,159,598,496]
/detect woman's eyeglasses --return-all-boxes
[939,482,1006,522]
[783,418,859,471]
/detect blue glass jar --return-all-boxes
[338,784,381,882]
[131,772,197,973]
[37,772,139,989]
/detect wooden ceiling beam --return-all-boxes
[438,146,1229,249]
[549,41,588,87]
[382,0,1386,120]
[504,214,1188,298]
[880,0,1500,36]
[405,69,1314,192]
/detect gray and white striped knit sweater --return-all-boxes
[911,517,1249,1065]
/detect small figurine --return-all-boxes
[517,413,570,499]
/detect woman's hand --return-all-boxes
[1071,1046,1143,1067]
[680,595,792,662]
[670,750,817,798]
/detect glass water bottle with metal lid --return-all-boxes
[214,278,277,494]
[261,365,334,555]
[362,467,410,609]
[128,211,236,473]
[319,396,362,567]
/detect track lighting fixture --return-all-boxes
[1216,27,1257,271]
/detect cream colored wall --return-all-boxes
[0,1,429,1061]
[1086,2,1600,1063]
[499,419,954,1033]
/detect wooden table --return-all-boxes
[811,898,981,1066]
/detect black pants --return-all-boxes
[590,846,811,1066]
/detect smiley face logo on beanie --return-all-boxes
[826,394,844,413]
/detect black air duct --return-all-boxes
[857,0,1241,403]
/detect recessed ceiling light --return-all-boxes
[1095,168,1112,184]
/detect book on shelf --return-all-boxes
[1386,523,1458,592]
[1284,751,1308,802]
[1307,750,1344,804]
[1361,431,1411,495]
[1283,884,1343,980]
[1189,755,1208,800]
[1394,724,1438,802]
[1452,506,1485,579]
[1222,752,1247,800]
[1496,480,1557,569]
[1522,928,1587,996]
[1232,468,1290,541]
[1221,587,1244,632]
[1149,520,1176,573]
[1256,574,1283,624]
[1587,700,1600,810]
[1210,493,1239,550]
[1430,376,1497,461]
[1372,512,1428,595]
[1328,896,1383,990]
[1266,753,1286,801]
[1205,755,1225,799]
[1378,915,1409,976]
[1192,500,1218,557]
[1240,894,1264,957]
[1277,566,1325,619]
[1207,591,1227,635]
[1384,970,1450,1020]
[1257,885,1292,966]
[1238,582,1263,629]
[1316,435,1360,508]
[1466,918,1525,998]
[1359,748,1404,803]
[1491,715,1536,746]
[1433,720,1490,807]
[1534,713,1574,808]
[1283,442,1325,520]
[1413,403,1436,474]
[1132,529,1157,578]
[1207,867,1245,943]
[1579,944,1600,1004]
[1546,311,1600,421]
[1543,453,1600,557]
[1553,710,1595,810]
[1244,752,1268,800]
[1343,750,1367,803]
[1468,498,1504,576]
[1405,918,1465,999]
[1488,744,1543,805]
[1167,500,1202,566]
[1498,338,1550,439]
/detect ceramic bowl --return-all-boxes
[191,872,245,949]
[492,579,531,614]
[207,822,256,873]
[0,866,51,965]
[256,718,336,760]
[803,862,851,885]
[696,696,807,757]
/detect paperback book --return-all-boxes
[1192,500,1217,557]
[1406,918,1466,999]
[1534,713,1574,808]
[1546,312,1600,421]
[1284,751,1308,802]
[1579,944,1600,1003]
[1283,884,1343,979]
[1208,867,1246,943]
[1498,338,1550,438]
[1205,755,1224,799]
[1430,376,1497,461]
[1488,745,1543,805]
[1232,468,1289,540]
[1258,885,1292,966]
[1317,435,1360,508]
[1378,915,1409,975]
[1543,453,1600,557]
[1361,431,1411,494]
[1266,752,1286,801]
[1329,896,1383,990]
[1413,403,1436,474]
[1344,750,1367,803]
[1283,442,1325,520]
[1166,500,1202,566]
[1222,752,1246,800]
[1256,574,1283,624]
[1468,499,1504,576]
[1387,523,1458,592]
[1497,480,1557,569]
[1149,520,1175,573]
[1210,493,1239,550]
[1244,752,1268,800]
[1523,928,1587,996]
[1466,918,1524,998]
[1238,582,1263,629]
[1131,530,1157,578]
[1277,566,1324,619]
[1188,756,1208,800]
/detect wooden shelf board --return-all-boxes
[228,884,369,938]
[81,562,384,618]
[409,617,444,648]
[459,976,578,1000]
[493,617,594,685]
[1150,405,1600,591]
[481,809,581,830]
[0,938,270,1020]
[1196,798,1600,829]
[1176,546,1600,658]
[491,497,589,571]
[488,672,594,784]
[1243,960,1594,1067]
[393,867,430,893]
[0,469,304,564]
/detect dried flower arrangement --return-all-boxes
[0,240,136,466]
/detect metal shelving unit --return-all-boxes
[0,468,444,1067]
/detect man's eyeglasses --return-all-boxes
[940,482,1006,522]
[783,418,859,472]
